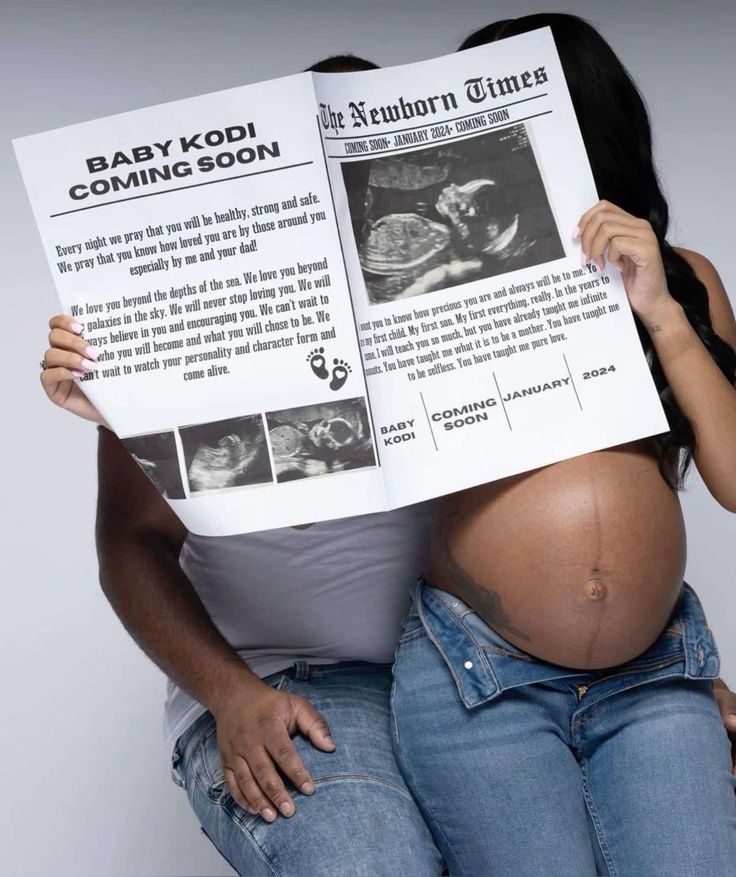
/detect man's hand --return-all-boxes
[213,679,336,822]
[714,679,736,775]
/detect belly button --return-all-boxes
[585,579,607,601]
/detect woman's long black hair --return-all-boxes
[460,13,736,487]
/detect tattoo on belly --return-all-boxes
[444,536,532,643]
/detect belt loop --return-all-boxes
[294,660,310,681]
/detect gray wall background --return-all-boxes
[1,1,734,875]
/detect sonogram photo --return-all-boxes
[341,124,564,303]
[179,414,273,493]
[266,397,376,482]
[121,431,186,499]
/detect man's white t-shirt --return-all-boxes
[164,501,437,750]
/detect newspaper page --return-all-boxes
[14,73,387,535]
[15,29,668,534]
[315,27,668,508]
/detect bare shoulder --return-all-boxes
[674,247,736,349]
[676,247,722,286]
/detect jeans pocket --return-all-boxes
[172,710,216,790]
[185,718,229,806]
[191,745,254,833]
[170,741,186,789]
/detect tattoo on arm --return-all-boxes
[443,536,531,643]
[648,324,663,334]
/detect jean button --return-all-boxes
[464,660,474,670]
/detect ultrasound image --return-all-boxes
[179,414,273,494]
[341,124,564,303]
[121,431,185,499]
[266,397,376,483]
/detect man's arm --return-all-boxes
[95,426,334,820]
[96,425,257,711]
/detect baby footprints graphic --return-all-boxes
[307,348,352,391]
[307,348,329,380]
[330,358,351,391]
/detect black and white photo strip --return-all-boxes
[121,400,377,495]
[121,431,186,500]
[179,414,273,494]
[266,397,376,483]
[341,123,565,304]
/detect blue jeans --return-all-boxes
[391,580,736,877]
[172,661,443,876]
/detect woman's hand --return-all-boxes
[576,200,673,324]
[41,315,105,424]
[578,206,736,509]
[714,679,736,775]
[213,678,335,822]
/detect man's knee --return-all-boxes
[197,777,442,877]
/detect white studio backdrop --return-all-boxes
[1,1,733,875]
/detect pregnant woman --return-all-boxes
[390,14,736,877]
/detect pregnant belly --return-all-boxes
[427,441,686,668]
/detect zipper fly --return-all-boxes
[575,654,682,701]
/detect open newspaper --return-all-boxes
[14,28,667,535]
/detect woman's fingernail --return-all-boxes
[301,782,315,795]
[572,226,580,238]
[581,252,588,265]
[71,369,85,378]
[261,808,277,822]
[80,359,98,372]
[279,801,295,817]
[84,346,100,360]
[71,322,84,334]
